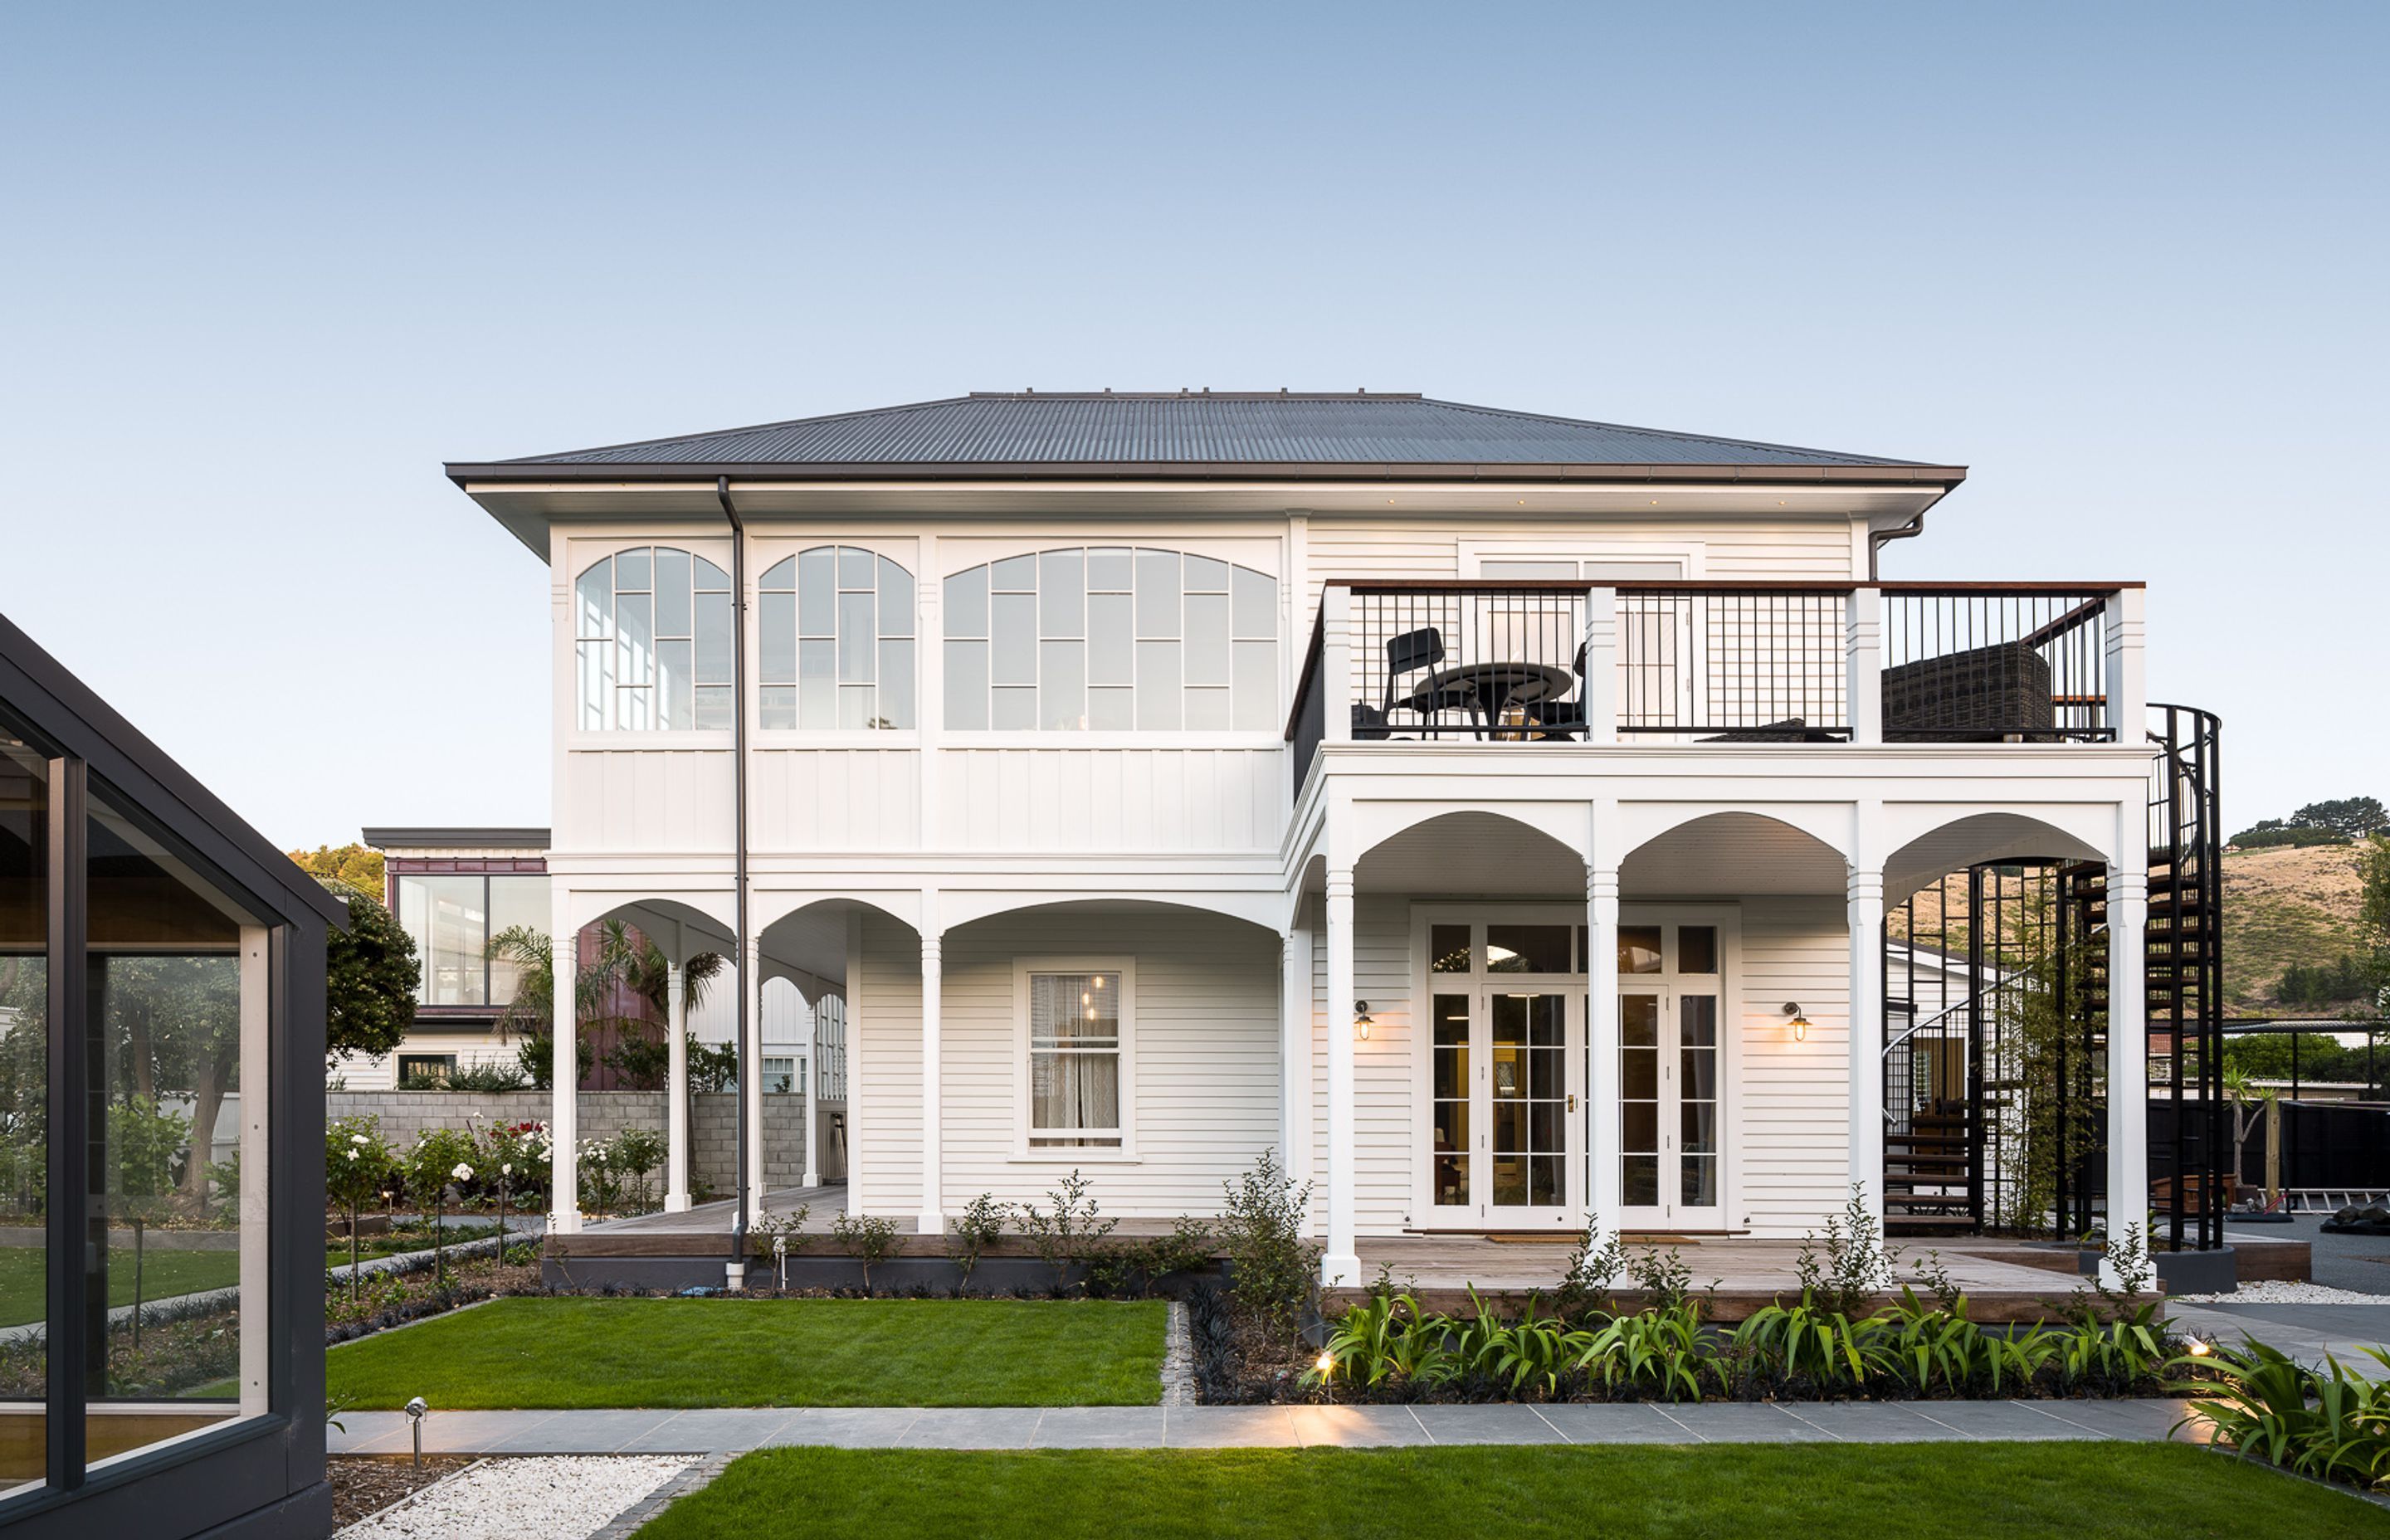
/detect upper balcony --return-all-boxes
[1285,580,2144,796]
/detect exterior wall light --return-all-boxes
[1783,1002,1810,1042]
[1354,1001,1373,1041]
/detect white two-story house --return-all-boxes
[446,391,2224,1289]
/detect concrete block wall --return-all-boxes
[328,1090,807,1200]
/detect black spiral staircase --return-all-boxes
[1884,704,2225,1246]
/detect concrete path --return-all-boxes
[330,1398,2212,1456]
[2167,1300,2390,1369]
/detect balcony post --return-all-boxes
[548,894,581,1235]
[2102,842,2151,1290]
[1845,585,1882,745]
[2104,587,2146,743]
[1847,802,1886,1233]
[1323,584,1352,744]
[1280,916,1313,1187]
[665,949,690,1212]
[1322,864,1358,1286]
[1585,847,1621,1245]
[1580,587,1618,744]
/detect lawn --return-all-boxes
[632,1444,2386,1540]
[326,1296,1168,1408]
[0,1244,242,1327]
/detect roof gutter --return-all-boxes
[717,475,753,1285]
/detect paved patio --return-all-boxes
[329,1398,2214,1455]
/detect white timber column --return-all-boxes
[743,933,766,1225]
[2105,585,2146,737]
[1846,803,1887,1231]
[1585,856,1622,1244]
[1322,865,1358,1286]
[1845,583,1883,746]
[548,894,580,1233]
[1322,584,1352,745]
[1580,587,1619,744]
[802,990,822,1189]
[1280,916,1314,1185]
[919,895,946,1235]
[2103,846,2153,1289]
[664,951,690,1212]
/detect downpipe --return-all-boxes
[719,475,752,1290]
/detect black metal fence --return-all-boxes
[1612,584,1850,738]
[1880,584,2119,742]
[1347,582,1590,739]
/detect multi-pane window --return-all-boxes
[1027,970,1123,1148]
[944,548,1277,730]
[396,873,550,1006]
[758,547,916,729]
[575,546,734,730]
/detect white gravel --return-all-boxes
[340,1456,695,1540]
[2173,1279,2389,1304]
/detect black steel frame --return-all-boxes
[0,610,342,1540]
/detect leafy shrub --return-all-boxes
[1090,1216,1214,1299]
[1792,1184,1893,1315]
[1218,1149,1319,1336]
[830,1209,900,1293]
[109,1095,191,1200]
[1575,1299,1714,1401]
[1315,1287,1455,1389]
[2182,1338,2390,1492]
[1017,1169,1117,1295]
[1554,1210,1627,1318]
[949,1193,1008,1293]
[1729,1292,1894,1392]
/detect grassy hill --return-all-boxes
[2222,841,2370,1018]
[1887,842,2371,1020]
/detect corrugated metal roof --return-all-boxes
[491,392,1931,470]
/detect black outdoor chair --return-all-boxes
[1383,626,1446,730]
[1530,641,1590,739]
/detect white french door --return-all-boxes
[1427,982,1584,1227]
[1613,919,1727,1231]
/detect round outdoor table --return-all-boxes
[1401,661,1574,738]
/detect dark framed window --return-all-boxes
[394,873,549,1006]
[396,1054,457,1084]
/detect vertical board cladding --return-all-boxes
[853,907,1280,1219]
[561,748,737,853]
[937,748,1283,852]
[1304,894,1856,1240]
[749,748,921,852]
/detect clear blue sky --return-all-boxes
[2,3,2382,848]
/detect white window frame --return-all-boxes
[1012,955,1138,1161]
[569,542,738,735]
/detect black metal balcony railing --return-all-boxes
[1285,580,2138,795]
[1879,584,2116,743]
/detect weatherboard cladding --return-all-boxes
[502,393,1925,470]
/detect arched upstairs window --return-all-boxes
[575,546,734,730]
[758,548,916,729]
[944,548,1277,730]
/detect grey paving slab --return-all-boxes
[1648,1402,1808,1443]
[1285,1405,1432,1447]
[762,1407,921,1448]
[1160,1406,1301,1448]
[1771,1402,1965,1443]
[2025,1397,2207,1443]
[1904,1400,2105,1440]
[899,1407,1042,1449]
[617,1410,793,1452]
[483,1409,657,1453]
[1412,1405,1577,1445]
[1525,1403,1694,1445]
[1032,1406,1169,1449]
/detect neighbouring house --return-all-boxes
[442,389,2228,1287]
[0,609,344,1538]
[344,826,847,1185]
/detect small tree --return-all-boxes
[326,1114,394,1306]
[830,1209,900,1293]
[1217,1148,1320,1338]
[323,888,418,1065]
[1016,1169,1117,1295]
[402,1128,478,1289]
[950,1194,1009,1294]
[612,1128,665,1212]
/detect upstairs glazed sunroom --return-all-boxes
[447,392,2153,862]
